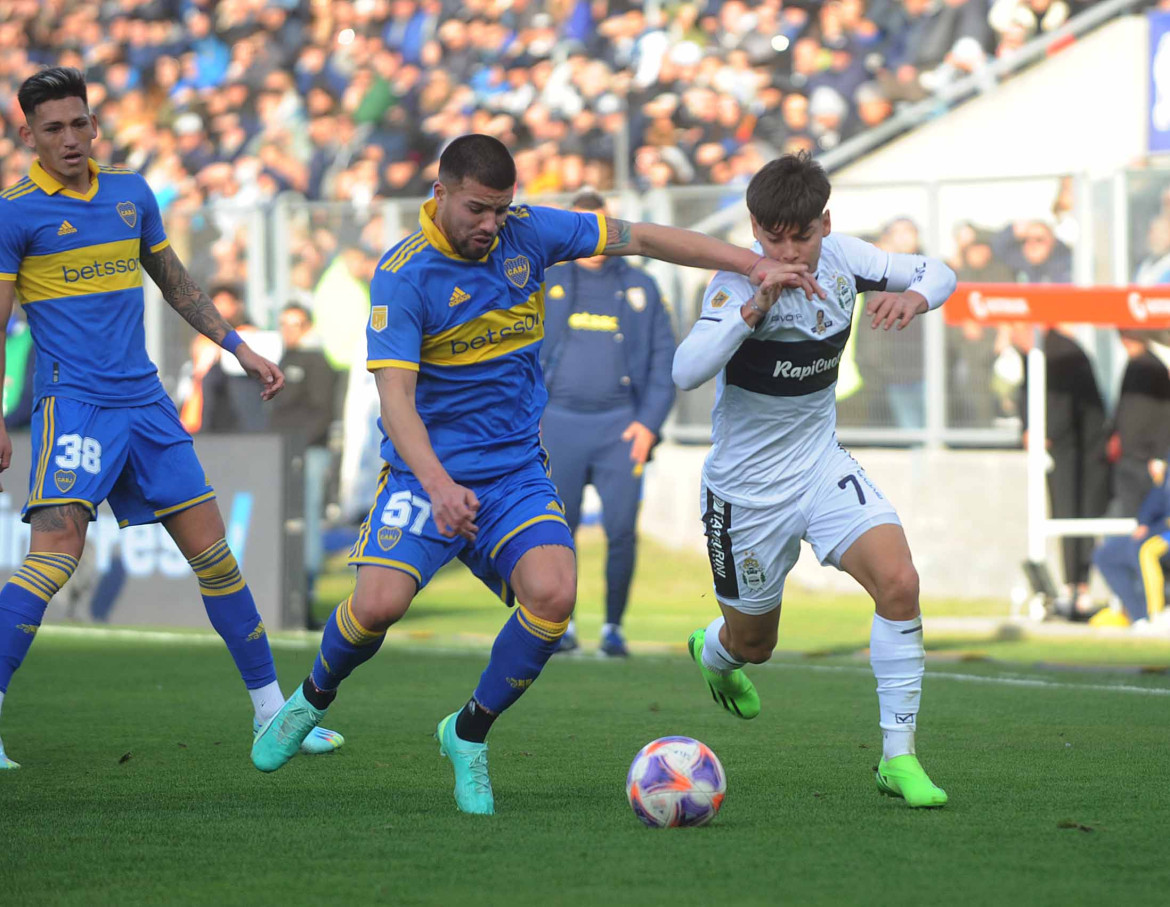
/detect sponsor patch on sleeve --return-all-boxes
[710,288,731,309]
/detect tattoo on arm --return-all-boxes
[139,244,233,342]
[605,218,634,254]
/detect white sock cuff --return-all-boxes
[702,616,744,675]
[249,680,285,724]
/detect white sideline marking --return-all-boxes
[38,625,1170,696]
[764,661,1170,697]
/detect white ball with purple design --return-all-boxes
[625,736,726,828]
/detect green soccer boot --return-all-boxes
[436,711,494,815]
[875,754,948,808]
[251,687,329,773]
[687,628,760,720]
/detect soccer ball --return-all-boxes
[626,736,726,828]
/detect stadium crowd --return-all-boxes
[0,0,1107,208]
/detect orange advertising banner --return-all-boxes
[942,284,1170,327]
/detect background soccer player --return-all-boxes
[251,133,811,815]
[0,67,343,768]
[673,153,957,808]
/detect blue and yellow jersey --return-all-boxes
[0,159,170,407]
[367,198,606,481]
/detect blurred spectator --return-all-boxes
[1134,215,1170,286]
[1104,332,1170,517]
[1018,327,1110,617]
[853,217,927,428]
[199,284,268,433]
[270,303,338,597]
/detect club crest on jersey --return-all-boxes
[836,275,855,312]
[741,554,766,590]
[504,256,531,289]
[377,527,402,551]
[116,201,137,228]
[626,286,646,312]
[370,305,388,332]
[54,469,76,493]
[710,288,731,309]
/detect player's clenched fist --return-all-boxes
[430,481,480,541]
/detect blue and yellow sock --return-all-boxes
[461,605,568,740]
[189,540,276,690]
[309,596,387,695]
[0,553,78,692]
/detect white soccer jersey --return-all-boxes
[673,233,956,507]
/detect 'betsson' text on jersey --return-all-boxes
[62,257,140,282]
[450,310,539,355]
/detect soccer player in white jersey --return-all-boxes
[672,153,957,808]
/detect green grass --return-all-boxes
[3,636,1170,906]
[314,528,1170,668]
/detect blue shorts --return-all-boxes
[23,396,215,527]
[349,456,573,602]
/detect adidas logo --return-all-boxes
[448,286,470,307]
[57,220,77,236]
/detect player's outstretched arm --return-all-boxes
[140,244,284,400]
[0,280,14,489]
[602,218,824,298]
[374,367,479,542]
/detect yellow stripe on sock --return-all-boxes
[8,552,78,603]
[516,605,569,643]
[336,597,384,646]
[188,540,246,597]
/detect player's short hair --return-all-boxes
[746,152,831,234]
[438,134,516,191]
[18,67,89,119]
[570,190,606,212]
[282,302,313,324]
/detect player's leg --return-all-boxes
[541,405,591,652]
[809,448,944,807]
[0,505,89,769]
[591,414,644,656]
[436,464,575,814]
[1,397,115,768]
[252,564,415,772]
[687,484,799,720]
[837,524,946,808]
[252,466,454,772]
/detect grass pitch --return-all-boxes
[3,634,1170,907]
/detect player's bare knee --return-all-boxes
[875,563,920,620]
[351,590,409,633]
[522,582,575,623]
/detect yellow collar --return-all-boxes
[29,158,100,201]
[419,197,500,262]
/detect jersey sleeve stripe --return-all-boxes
[388,236,429,273]
[0,273,15,281]
[148,238,170,253]
[367,358,419,371]
[593,212,608,255]
[3,185,39,202]
[380,233,425,272]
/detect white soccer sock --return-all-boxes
[701,616,745,676]
[601,622,617,636]
[566,619,577,636]
[870,614,924,760]
[249,680,285,725]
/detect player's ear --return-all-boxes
[749,213,761,244]
[18,121,35,151]
[821,210,831,237]
[89,113,99,140]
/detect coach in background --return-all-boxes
[541,191,676,656]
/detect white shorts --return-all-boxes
[701,446,900,615]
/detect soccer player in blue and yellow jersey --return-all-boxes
[252,133,806,814]
[0,68,344,769]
